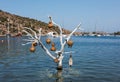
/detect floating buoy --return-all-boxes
[30,45,35,52]
[48,21,53,28]
[46,38,51,44]
[67,40,73,47]
[54,58,59,63]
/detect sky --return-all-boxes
[0,0,120,33]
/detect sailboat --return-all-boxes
[94,24,101,37]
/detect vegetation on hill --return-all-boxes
[0,10,71,36]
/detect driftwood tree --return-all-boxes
[22,16,81,70]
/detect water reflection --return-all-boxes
[55,70,63,82]
[48,67,80,82]
[7,35,10,52]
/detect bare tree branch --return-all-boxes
[66,23,81,41]
[23,27,38,39]
[38,40,56,59]
[23,27,56,59]
[59,23,82,54]
[22,30,34,39]
[49,16,63,46]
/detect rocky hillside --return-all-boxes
[0,10,72,36]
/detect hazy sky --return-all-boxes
[0,0,120,32]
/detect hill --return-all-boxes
[0,10,72,36]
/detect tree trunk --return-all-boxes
[57,55,63,70]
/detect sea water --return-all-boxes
[0,36,120,82]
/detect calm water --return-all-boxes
[0,36,120,82]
